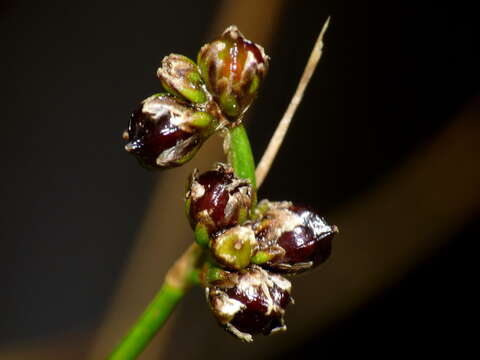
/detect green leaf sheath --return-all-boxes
[228,124,257,189]
[108,284,184,360]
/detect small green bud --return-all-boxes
[205,265,227,284]
[211,225,257,270]
[199,262,235,288]
[219,93,239,118]
[190,111,213,128]
[250,251,274,265]
[197,26,269,121]
[157,54,208,104]
[194,223,210,248]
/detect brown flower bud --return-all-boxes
[124,94,216,169]
[197,26,269,121]
[185,163,253,240]
[206,265,292,342]
[251,200,338,274]
[157,54,208,104]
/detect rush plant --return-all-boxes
[110,18,335,360]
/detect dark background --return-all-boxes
[1,0,478,358]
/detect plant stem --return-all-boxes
[227,124,257,189]
[107,284,182,360]
[255,17,330,188]
[107,244,202,360]
[107,125,257,359]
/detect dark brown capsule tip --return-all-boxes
[253,201,338,273]
[197,26,269,122]
[277,225,334,266]
[187,163,253,233]
[221,26,268,65]
[125,94,206,169]
[207,266,292,341]
[226,278,290,335]
[194,168,232,222]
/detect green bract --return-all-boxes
[211,225,257,270]
[157,54,208,104]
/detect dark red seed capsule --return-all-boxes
[251,200,338,274]
[124,94,216,169]
[197,26,269,121]
[185,163,253,235]
[206,265,292,342]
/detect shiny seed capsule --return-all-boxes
[251,200,338,274]
[197,25,269,121]
[185,163,253,242]
[206,265,292,342]
[124,94,216,169]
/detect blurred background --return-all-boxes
[1,0,478,359]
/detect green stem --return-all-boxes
[108,126,256,360]
[107,244,202,360]
[108,284,183,360]
[228,124,257,189]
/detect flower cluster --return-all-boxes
[186,163,337,341]
[123,26,338,343]
[123,26,269,169]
